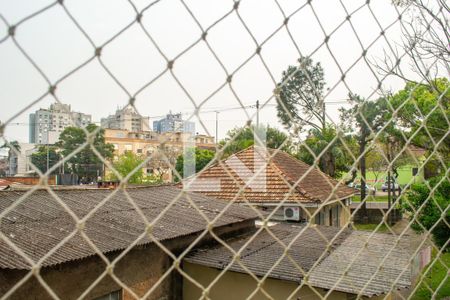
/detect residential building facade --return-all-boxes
[29,103,91,144]
[153,112,195,135]
[104,129,215,181]
[101,105,150,132]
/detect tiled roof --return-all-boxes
[0,186,258,269]
[308,231,412,297]
[185,223,351,282]
[184,146,355,204]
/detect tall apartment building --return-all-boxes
[29,103,92,145]
[101,105,150,132]
[153,112,195,135]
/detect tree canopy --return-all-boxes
[109,151,144,184]
[175,148,215,181]
[295,125,356,178]
[403,177,449,250]
[57,124,114,182]
[30,146,61,175]
[276,57,326,134]
[389,78,450,156]
[220,125,292,156]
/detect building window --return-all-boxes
[94,290,121,300]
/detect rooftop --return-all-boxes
[308,230,412,297]
[185,224,412,297]
[184,146,355,204]
[185,223,351,282]
[0,186,258,270]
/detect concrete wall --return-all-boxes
[351,208,402,225]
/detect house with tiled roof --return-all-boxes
[184,223,414,299]
[181,146,355,227]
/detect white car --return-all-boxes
[353,184,377,195]
[381,181,400,192]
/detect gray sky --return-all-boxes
[0,0,417,143]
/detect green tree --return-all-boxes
[30,146,61,174]
[110,151,144,184]
[296,125,356,178]
[175,148,215,180]
[389,78,450,177]
[57,124,114,183]
[340,95,388,215]
[403,177,449,250]
[390,78,449,152]
[220,125,292,156]
[276,57,326,133]
[276,57,347,177]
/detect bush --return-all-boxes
[403,177,450,250]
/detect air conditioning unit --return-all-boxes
[284,206,300,221]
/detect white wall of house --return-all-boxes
[8,143,36,176]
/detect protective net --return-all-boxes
[0,0,448,299]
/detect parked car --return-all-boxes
[381,181,400,192]
[353,184,377,195]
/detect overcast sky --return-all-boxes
[0,0,418,144]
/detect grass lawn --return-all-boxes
[345,164,424,189]
[411,251,450,299]
[353,223,390,233]
[352,195,389,202]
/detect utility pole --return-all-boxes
[256,100,260,128]
[46,128,49,173]
[215,111,219,144]
[322,100,326,131]
[387,137,392,225]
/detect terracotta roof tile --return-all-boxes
[184,146,354,204]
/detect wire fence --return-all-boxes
[0,0,448,299]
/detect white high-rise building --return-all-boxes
[101,105,150,132]
[29,103,92,145]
